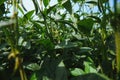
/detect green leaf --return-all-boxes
[117,2,120,14]
[55,61,67,80]
[40,39,54,50]
[88,16,101,23]
[30,73,37,80]
[79,47,93,53]
[0,0,6,6]
[55,42,78,49]
[62,0,72,14]
[46,4,57,14]
[23,40,31,49]
[98,0,107,13]
[26,63,40,71]
[77,18,94,34]
[24,10,34,20]
[43,76,50,80]
[43,0,50,7]
[84,61,97,73]
[56,20,78,33]
[86,1,97,5]
[70,68,85,76]
[72,0,79,3]
[18,4,24,15]
[58,0,62,3]
[32,0,39,14]
[101,0,109,3]
[0,2,5,17]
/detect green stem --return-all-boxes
[115,30,120,73]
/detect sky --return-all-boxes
[22,0,115,14]
[22,0,58,11]
[7,0,116,17]
[7,0,58,16]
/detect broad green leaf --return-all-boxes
[77,18,94,34]
[24,10,34,20]
[30,73,37,80]
[0,0,6,6]
[40,39,54,50]
[26,63,40,71]
[43,0,50,7]
[46,4,57,14]
[58,60,65,67]
[62,0,72,14]
[84,61,97,73]
[70,68,85,76]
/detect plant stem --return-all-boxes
[115,30,120,73]
[19,65,28,80]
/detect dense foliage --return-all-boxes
[0,0,120,80]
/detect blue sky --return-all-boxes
[22,0,115,13]
[7,0,116,16]
[22,0,58,11]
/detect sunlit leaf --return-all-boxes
[70,68,85,76]
[79,47,93,53]
[26,63,40,71]
[24,10,34,20]
[30,73,37,80]
[22,40,31,49]
[84,61,97,73]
